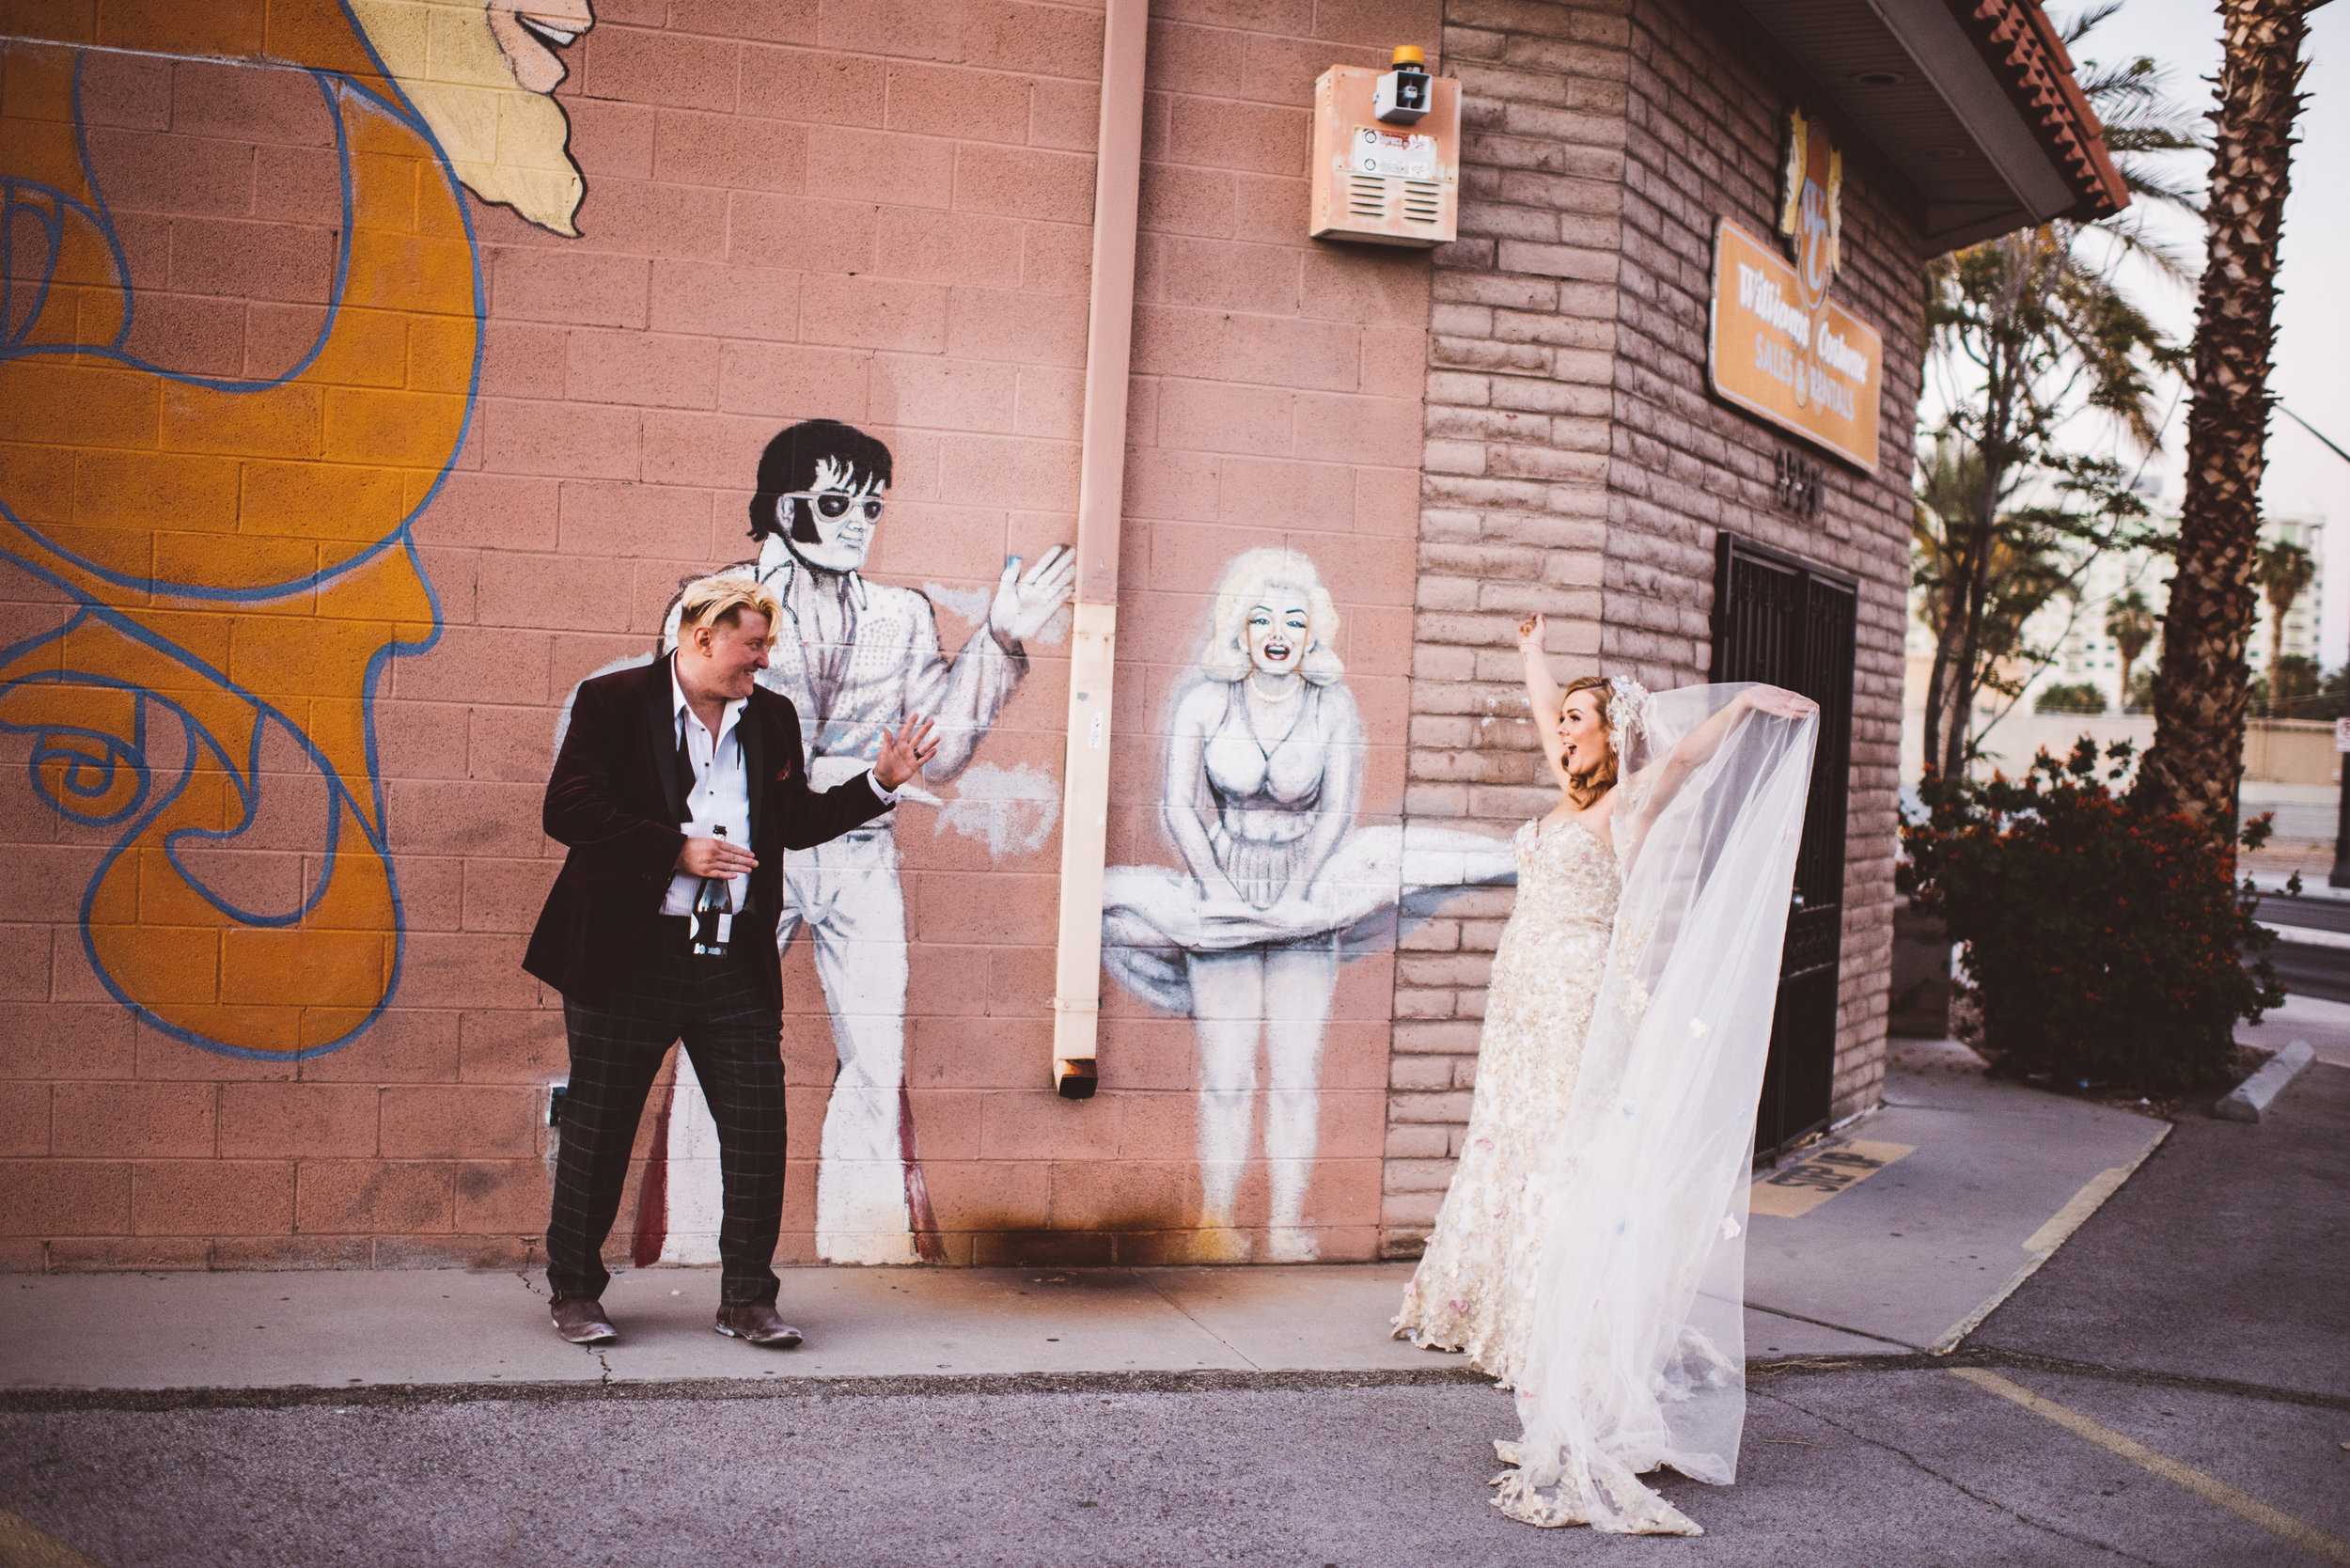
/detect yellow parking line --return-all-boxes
[0,1506,109,1568]
[1747,1138,1916,1218]
[1951,1369,2350,1565]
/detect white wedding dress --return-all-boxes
[1402,683,1818,1536]
[1392,815,1619,1387]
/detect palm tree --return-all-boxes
[2254,539,2314,713]
[2138,0,2329,825]
[2106,588,2158,711]
[1918,15,2199,778]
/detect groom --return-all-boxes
[525,574,937,1348]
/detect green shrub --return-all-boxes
[2034,681,2107,714]
[1898,739,2282,1092]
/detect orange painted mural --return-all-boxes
[0,1,588,1058]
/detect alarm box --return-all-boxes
[1308,60,1460,248]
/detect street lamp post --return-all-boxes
[2332,718,2350,887]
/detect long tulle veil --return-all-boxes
[1493,682,1818,1534]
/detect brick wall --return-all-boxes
[0,0,1925,1273]
[1383,0,1630,1243]
[1384,0,1922,1255]
[1607,0,1919,1127]
[0,0,1449,1270]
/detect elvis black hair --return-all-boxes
[747,419,896,543]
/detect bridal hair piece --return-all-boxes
[1605,675,1649,777]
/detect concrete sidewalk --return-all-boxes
[0,1044,2171,1397]
[2238,986,2350,1067]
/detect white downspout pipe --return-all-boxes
[1051,0,1149,1098]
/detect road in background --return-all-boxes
[2255,889,2350,1005]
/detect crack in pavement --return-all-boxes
[1750,1347,2350,1413]
[1134,1270,1262,1372]
[1744,1300,1919,1350]
[1753,1384,2166,1566]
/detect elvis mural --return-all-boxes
[652,421,1075,1266]
[8,0,1521,1269]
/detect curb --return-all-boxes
[1928,1122,2170,1356]
[0,1365,1496,1415]
[11,1347,2346,1419]
[2214,1040,2317,1122]
[2256,921,2350,949]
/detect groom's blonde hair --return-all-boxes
[675,574,781,645]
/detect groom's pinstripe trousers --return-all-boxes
[544,938,787,1308]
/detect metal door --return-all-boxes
[1709,532,1857,1162]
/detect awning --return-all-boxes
[1732,0,2132,252]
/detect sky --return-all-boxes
[2079,0,2350,665]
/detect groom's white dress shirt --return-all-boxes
[661,663,752,917]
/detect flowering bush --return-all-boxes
[1898,738,2283,1092]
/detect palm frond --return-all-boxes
[2060,0,2126,47]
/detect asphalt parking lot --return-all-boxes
[3,1062,2341,1567]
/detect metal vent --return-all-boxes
[1346,175,1388,218]
[1401,180,1442,223]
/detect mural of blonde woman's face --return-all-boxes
[1246,588,1313,677]
[1559,689,1609,775]
[348,0,593,234]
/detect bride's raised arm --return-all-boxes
[1518,615,1571,791]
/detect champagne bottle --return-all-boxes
[691,825,733,957]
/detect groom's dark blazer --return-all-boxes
[524,656,889,1007]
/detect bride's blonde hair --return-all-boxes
[1559,674,1619,808]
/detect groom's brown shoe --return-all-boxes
[714,1303,804,1348]
[551,1296,619,1346]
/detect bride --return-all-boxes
[1395,613,1818,1535]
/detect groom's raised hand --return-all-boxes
[875,713,940,790]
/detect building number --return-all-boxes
[1776,449,1825,520]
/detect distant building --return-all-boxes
[2022,503,2326,715]
[1904,487,2331,784]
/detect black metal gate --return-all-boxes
[1709,532,1857,1162]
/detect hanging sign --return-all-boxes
[1707,109,1883,471]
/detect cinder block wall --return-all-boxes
[1,0,1920,1273]
[1384,0,1921,1256]
[1085,8,1441,1264]
[0,0,1449,1270]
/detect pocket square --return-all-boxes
[774,767,793,781]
